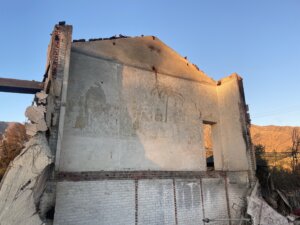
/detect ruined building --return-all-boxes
[0,22,260,225]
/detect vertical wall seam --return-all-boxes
[199,178,205,225]
[55,26,73,171]
[135,179,138,225]
[236,78,256,184]
[224,173,232,225]
[215,83,225,170]
[172,179,178,225]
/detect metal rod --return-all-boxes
[203,218,251,223]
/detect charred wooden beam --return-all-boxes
[0,77,44,94]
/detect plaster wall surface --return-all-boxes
[71,36,215,85]
[59,47,220,172]
[217,77,249,170]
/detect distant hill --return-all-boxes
[250,124,299,152]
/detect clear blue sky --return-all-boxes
[0,0,299,126]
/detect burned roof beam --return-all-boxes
[0,77,43,94]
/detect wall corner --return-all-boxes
[43,22,73,171]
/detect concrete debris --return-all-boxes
[38,181,56,222]
[193,63,200,71]
[247,182,290,225]
[25,122,47,136]
[73,39,86,42]
[36,120,48,132]
[25,123,38,136]
[276,189,293,212]
[58,21,65,26]
[25,105,47,136]
[88,38,103,42]
[86,34,130,42]
[0,134,54,225]
[36,91,48,104]
[118,34,129,38]
[25,105,46,123]
[76,34,131,43]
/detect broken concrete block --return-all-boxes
[247,183,290,225]
[25,123,38,136]
[0,134,54,225]
[25,105,48,136]
[25,120,47,137]
[36,91,48,104]
[36,119,48,132]
[25,105,46,123]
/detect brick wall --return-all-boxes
[202,178,229,225]
[43,23,72,156]
[138,179,175,224]
[54,172,248,225]
[54,180,135,225]
[226,172,249,225]
[175,179,204,225]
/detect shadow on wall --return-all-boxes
[61,52,158,170]
[60,48,219,171]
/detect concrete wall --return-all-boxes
[53,38,253,173]
[51,34,254,225]
[38,25,255,225]
[217,75,250,171]
[59,47,221,172]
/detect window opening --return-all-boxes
[203,122,214,170]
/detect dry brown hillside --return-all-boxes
[251,124,299,152]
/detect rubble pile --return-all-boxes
[25,91,48,136]
[246,182,300,225]
[0,91,54,225]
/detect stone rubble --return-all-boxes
[247,182,291,225]
[0,89,54,225]
[36,91,48,105]
[25,91,48,136]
